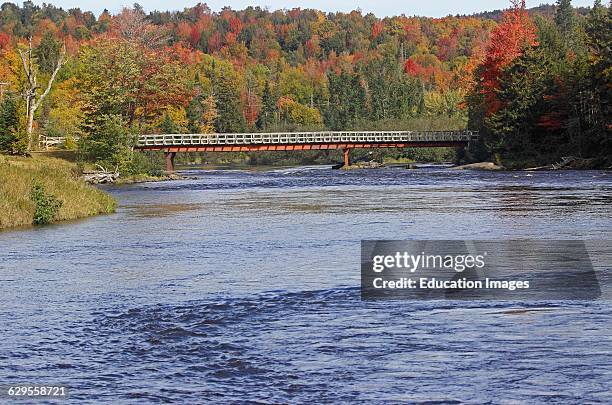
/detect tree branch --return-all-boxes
[32,44,66,113]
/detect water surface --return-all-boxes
[1,166,611,402]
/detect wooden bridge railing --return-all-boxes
[39,136,79,149]
[136,130,478,148]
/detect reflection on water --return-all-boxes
[0,166,610,402]
[128,203,205,218]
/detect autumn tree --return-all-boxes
[186,94,218,133]
[3,0,606,168]
[277,96,322,127]
[478,0,538,115]
[76,38,191,129]
[470,0,610,166]
[200,95,218,133]
[112,7,169,48]
[18,37,66,150]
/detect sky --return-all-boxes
[27,0,596,18]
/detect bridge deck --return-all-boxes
[136,131,477,149]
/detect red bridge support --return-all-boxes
[164,152,176,173]
[343,148,351,167]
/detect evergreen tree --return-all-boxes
[78,114,136,171]
[555,0,578,43]
[365,56,421,122]
[186,96,204,133]
[35,31,62,74]
[486,47,554,160]
[256,81,276,130]
[586,1,611,104]
[214,66,246,133]
[0,96,20,153]
[583,0,611,158]
[324,71,366,130]
[159,113,179,133]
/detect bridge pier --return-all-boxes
[164,152,176,173]
[343,148,351,167]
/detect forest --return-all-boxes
[0,0,609,171]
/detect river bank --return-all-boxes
[0,155,117,230]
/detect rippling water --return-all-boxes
[1,166,611,403]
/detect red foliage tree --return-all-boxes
[371,21,384,39]
[208,32,223,53]
[228,16,243,34]
[437,33,458,61]
[404,59,423,76]
[189,25,201,48]
[480,0,537,114]
[0,32,10,50]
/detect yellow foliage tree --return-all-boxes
[277,96,322,126]
[200,95,218,133]
[46,78,85,146]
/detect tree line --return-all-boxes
[0,0,609,171]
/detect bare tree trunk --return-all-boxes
[26,103,34,150]
[18,37,66,152]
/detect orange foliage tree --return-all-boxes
[480,0,537,114]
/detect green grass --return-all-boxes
[114,174,173,184]
[0,155,117,229]
[382,157,416,164]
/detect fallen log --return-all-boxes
[551,156,603,170]
[524,165,554,171]
[552,156,577,170]
[82,164,119,184]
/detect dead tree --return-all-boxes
[18,37,66,151]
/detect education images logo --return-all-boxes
[369,250,529,291]
[360,240,603,301]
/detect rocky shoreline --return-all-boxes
[83,156,609,184]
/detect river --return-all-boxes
[1,166,611,403]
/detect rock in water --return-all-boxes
[340,160,385,170]
[450,162,504,171]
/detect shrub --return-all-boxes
[30,183,63,225]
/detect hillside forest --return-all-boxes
[0,0,609,171]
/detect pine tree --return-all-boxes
[214,66,245,133]
[159,114,179,133]
[35,32,62,74]
[0,96,20,153]
[186,96,204,133]
[586,0,611,84]
[325,71,365,130]
[555,0,578,43]
[555,0,588,59]
[256,81,276,130]
[583,0,612,158]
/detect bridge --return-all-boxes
[135,130,478,172]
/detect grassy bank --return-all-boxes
[114,173,176,184]
[0,155,117,230]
